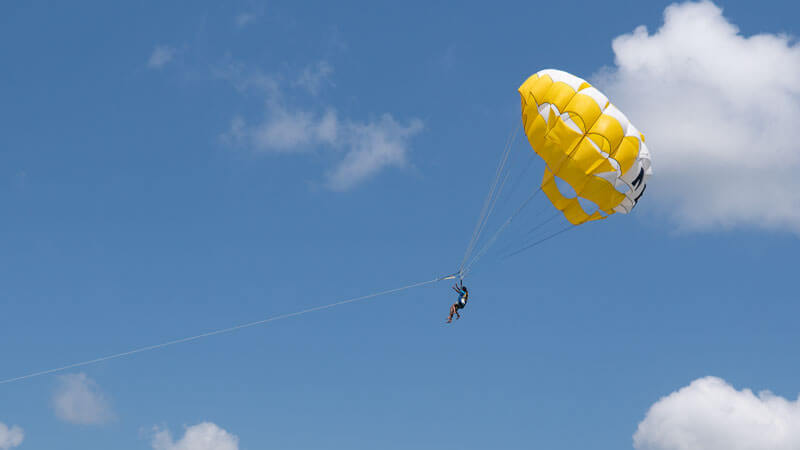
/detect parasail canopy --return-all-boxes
[519,69,652,225]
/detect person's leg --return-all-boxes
[447,304,456,323]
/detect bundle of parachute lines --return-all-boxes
[457,68,653,280]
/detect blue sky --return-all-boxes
[2,1,799,449]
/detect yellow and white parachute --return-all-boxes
[458,69,653,277]
[519,69,652,225]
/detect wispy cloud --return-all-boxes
[235,12,257,28]
[212,62,279,95]
[295,61,334,95]
[225,106,422,189]
[595,0,800,233]
[634,376,800,450]
[0,423,23,450]
[147,45,176,69]
[220,60,424,190]
[234,5,264,29]
[225,106,338,152]
[326,114,424,191]
[152,422,239,450]
[52,373,114,425]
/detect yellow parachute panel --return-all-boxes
[519,69,653,225]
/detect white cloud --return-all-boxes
[148,45,176,69]
[52,373,114,425]
[326,114,424,191]
[258,106,337,151]
[226,107,422,189]
[152,422,239,450]
[225,106,338,152]
[213,63,279,96]
[0,423,23,450]
[634,376,800,450]
[221,61,423,190]
[295,61,334,95]
[595,1,800,233]
[251,106,319,151]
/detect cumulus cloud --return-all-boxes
[595,1,800,233]
[148,45,176,69]
[634,376,800,450]
[0,423,23,450]
[152,422,239,450]
[52,373,114,425]
[295,61,334,95]
[221,60,423,190]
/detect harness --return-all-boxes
[457,291,468,308]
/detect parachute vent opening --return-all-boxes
[553,175,577,198]
[577,196,601,216]
[614,178,631,194]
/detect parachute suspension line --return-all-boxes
[0,274,451,386]
[493,151,536,215]
[503,224,575,259]
[464,168,512,272]
[457,153,505,276]
[494,208,561,256]
[462,99,597,278]
[524,209,562,236]
[458,126,519,279]
[457,122,519,277]
[467,133,533,264]
[460,186,543,278]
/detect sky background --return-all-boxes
[1,1,799,449]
